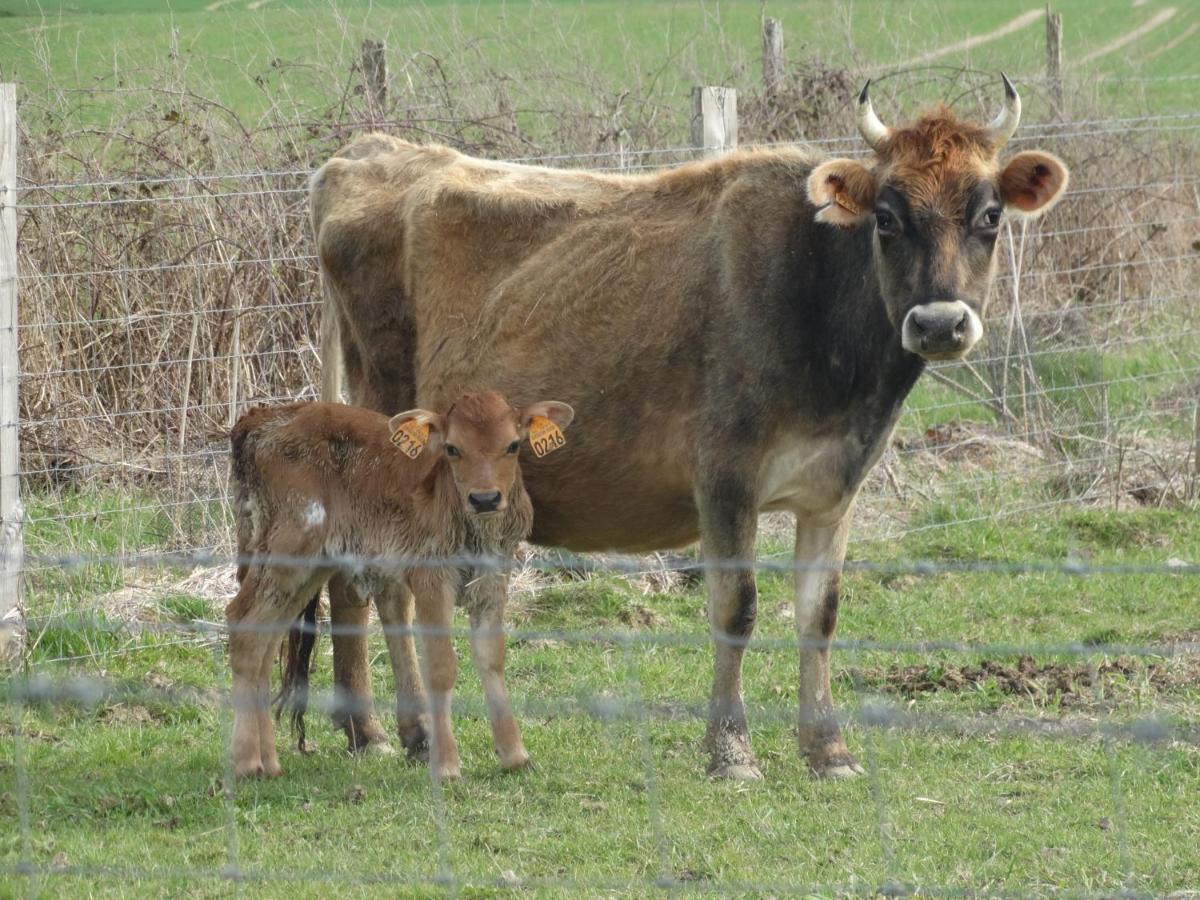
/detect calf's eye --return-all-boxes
[445,444,461,459]
[875,209,897,233]
[506,441,520,455]
[981,208,1002,229]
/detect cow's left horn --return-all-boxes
[856,80,891,151]
[985,73,1021,149]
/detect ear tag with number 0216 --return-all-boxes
[391,420,430,459]
[528,415,566,458]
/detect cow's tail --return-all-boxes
[319,281,343,404]
[276,592,321,751]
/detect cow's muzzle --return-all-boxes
[902,301,982,361]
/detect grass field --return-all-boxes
[1,0,1198,125]
[4,496,1200,896]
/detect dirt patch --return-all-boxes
[618,603,664,629]
[867,654,1199,705]
[99,704,157,726]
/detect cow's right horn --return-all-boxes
[857,80,891,151]
[985,73,1022,149]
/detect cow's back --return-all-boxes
[313,140,824,550]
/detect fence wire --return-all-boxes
[4,103,1200,894]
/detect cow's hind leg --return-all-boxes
[794,514,863,779]
[698,474,763,781]
[329,575,393,754]
[374,579,429,760]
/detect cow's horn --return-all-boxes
[985,73,1021,149]
[856,80,891,151]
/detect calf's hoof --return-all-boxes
[432,763,462,782]
[361,739,396,757]
[233,759,282,780]
[399,724,430,763]
[499,750,532,772]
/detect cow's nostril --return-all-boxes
[912,317,927,335]
[954,313,968,335]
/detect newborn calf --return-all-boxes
[226,392,574,779]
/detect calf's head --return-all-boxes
[806,75,1069,361]
[389,391,574,517]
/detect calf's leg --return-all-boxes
[411,574,461,780]
[328,575,392,753]
[227,572,289,779]
[698,474,763,780]
[374,579,429,759]
[794,514,863,778]
[466,574,529,771]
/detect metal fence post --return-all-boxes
[690,86,738,158]
[0,83,24,664]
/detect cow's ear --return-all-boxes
[388,409,444,458]
[806,158,876,228]
[999,151,1069,215]
[519,401,574,433]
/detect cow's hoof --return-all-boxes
[708,762,764,781]
[261,762,284,779]
[808,750,865,780]
[234,761,264,780]
[432,764,462,782]
[400,726,430,763]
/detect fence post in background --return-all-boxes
[690,86,738,158]
[0,84,25,665]
[361,38,388,121]
[762,17,785,106]
[1045,6,1064,118]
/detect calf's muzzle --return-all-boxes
[468,490,503,514]
[901,300,982,361]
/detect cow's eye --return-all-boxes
[875,209,898,234]
[980,207,1002,230]
[506,441,520,455]
[444,444,460,459]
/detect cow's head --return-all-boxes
[806,75,1069,361]
[389,392,574,517]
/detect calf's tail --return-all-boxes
[276,592,321,750]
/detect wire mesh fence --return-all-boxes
[3,70,1200,893]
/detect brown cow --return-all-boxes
[225,392,574,779]
[310,77,1069,779]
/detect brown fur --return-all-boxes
[225,394,541,780]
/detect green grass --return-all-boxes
[3,502,1199,896]
[1,0,1197,125]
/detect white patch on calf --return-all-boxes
[303,500,327,529]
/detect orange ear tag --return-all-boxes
[390,420,430,460]
[527,415,566,459]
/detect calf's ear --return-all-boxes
[519,401,575,432]
[806,158,876,228]
[999,151,1069,214]
[388,409,444,457]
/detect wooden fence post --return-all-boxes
[762,17,785,105]
[1045,6,1063,118]
[0,84,25,665]
[691,86,738,158]
[361,39,388,120]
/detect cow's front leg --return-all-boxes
[465,569,529,771]
[698,475,763,780]
[794,514,864,778]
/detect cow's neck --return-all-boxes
[778,223,925,482]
